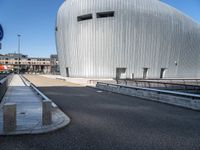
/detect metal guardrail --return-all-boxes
[122,78,200,82]
[116,79,200,93]
[30,83,50,100]
[20,75,57,108]
[97,82,200,100]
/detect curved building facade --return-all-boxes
[56,0,200,79]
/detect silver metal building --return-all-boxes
[56,0,200,79]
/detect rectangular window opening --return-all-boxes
[66,67,70,77]
[160,68,167,79]
[97,11,115,18]
[77,14,93,22]
[116,68,126,80]
[143,68,149,79]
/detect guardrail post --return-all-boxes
[42,100,52,125]
[3,103,16,132]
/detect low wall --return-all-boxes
[0,74,13,101]
[96,82,200,111]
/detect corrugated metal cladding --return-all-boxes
[56,0,200,79]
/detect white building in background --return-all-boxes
[56,0,200,79]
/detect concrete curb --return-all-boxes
[1,108,70,135]
[0,75,70,135]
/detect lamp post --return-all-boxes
[17,34,21,74]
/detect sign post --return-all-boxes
[0,24,4,49]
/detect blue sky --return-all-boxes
[0,0,199,57]
[0,0,63,57]
[161,0,200,22]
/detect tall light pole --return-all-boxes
[17,34,21,74]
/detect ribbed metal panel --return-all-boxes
[56,0,200,78]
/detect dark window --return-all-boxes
[66,67,69,77]
[97,11,115,18]
[116,68,126,80]
[77,14,92,22]
[160,68,167,79]
[143,68,149,79]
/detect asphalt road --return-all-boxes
[0,75,200,150]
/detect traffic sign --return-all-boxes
[0,24,4,41]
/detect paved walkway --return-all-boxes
[0,75,70,135]
[40,74,114,86]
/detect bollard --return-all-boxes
[42,100,52,125]
[3,103,16,132]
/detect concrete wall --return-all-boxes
[0,74,12,101]
[96,83,200,111]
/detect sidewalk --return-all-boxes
[41,74,115,86]
[0,75,70,135]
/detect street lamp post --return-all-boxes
[17,34,21,74]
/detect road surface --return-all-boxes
[0,75,200,150]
